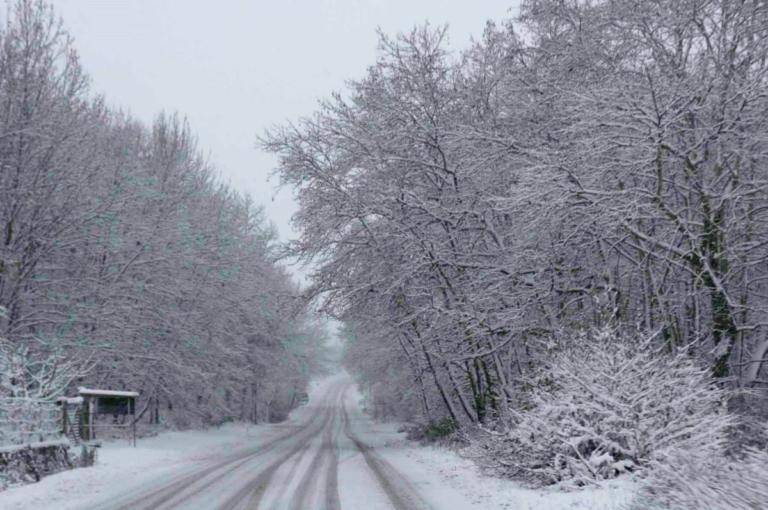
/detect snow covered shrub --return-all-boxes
[1,340,74,446]
[0,398,61,447]
[0,337,78,488]
[496,328,733,487]
[402,417,459,443]
[422,417,458,441]
[632,443,768,510]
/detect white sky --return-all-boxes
[52,0,518,281]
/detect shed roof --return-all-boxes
[57,396,84,405]
[78,387,139,398]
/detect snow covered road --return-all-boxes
[2,376,438,510]
[94,377,429,510]
[0,374,636,510]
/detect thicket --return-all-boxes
[479,328,734,487]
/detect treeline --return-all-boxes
[265,0,768,503]
[0,0,322,427]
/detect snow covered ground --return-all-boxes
[342,383,639,510]
[0,422,278,509]
[0,374,639,509]
[0,382,325,510]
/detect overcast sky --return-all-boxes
[52,0,517,280]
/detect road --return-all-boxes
[97,377,433,510]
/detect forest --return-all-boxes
[263,0,768,507]
[0,0,325,442]
[1,0,768,507]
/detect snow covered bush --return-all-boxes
[0,338,74,446]
[490,328,733,487]
[632,443,768,510]
[0,337,77,488]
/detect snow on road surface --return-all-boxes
[0,373,637,509]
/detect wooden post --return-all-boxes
[80,399,88,441]
[88,397,95,441]
[62,403,68,436]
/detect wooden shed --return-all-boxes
[76,388,139,446]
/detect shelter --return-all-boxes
[59,388,138,446]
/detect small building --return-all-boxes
[58,388,138,446]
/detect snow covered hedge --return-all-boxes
[633,443,768,510]
[1,339,71,447]
[0,397,61,447]
[486,328,733,487]
[1,336,76,488]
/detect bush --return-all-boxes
[401,417,458,443]
[424,417,458,441]
[633,445,768,510]
[401,424,426,442]
[1,339,73,447]
[487,328,733,487]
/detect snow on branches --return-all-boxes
[634,440,768,510]
[0,0,325,430]
[492,328,733,487]
[0,337,74,447]
[266,0,768,494]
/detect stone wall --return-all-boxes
[0,441,72,489]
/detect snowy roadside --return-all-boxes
[0,422,273,510]
[1,376,640,510]
[343,385,640,510]
[0,376,339,510]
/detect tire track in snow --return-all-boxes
[216,382,345,510]
[100,379,427,510]
[288,387,343,510]
[341,390,433,510]
[109,421,315,510]
[285,432,327,510]
[323,398,342,510]
[217,413,330,510]
[108,382,343,510]
[265,443,309,507]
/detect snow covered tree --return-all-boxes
[265,1,768,442]
[0,0,325,432]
